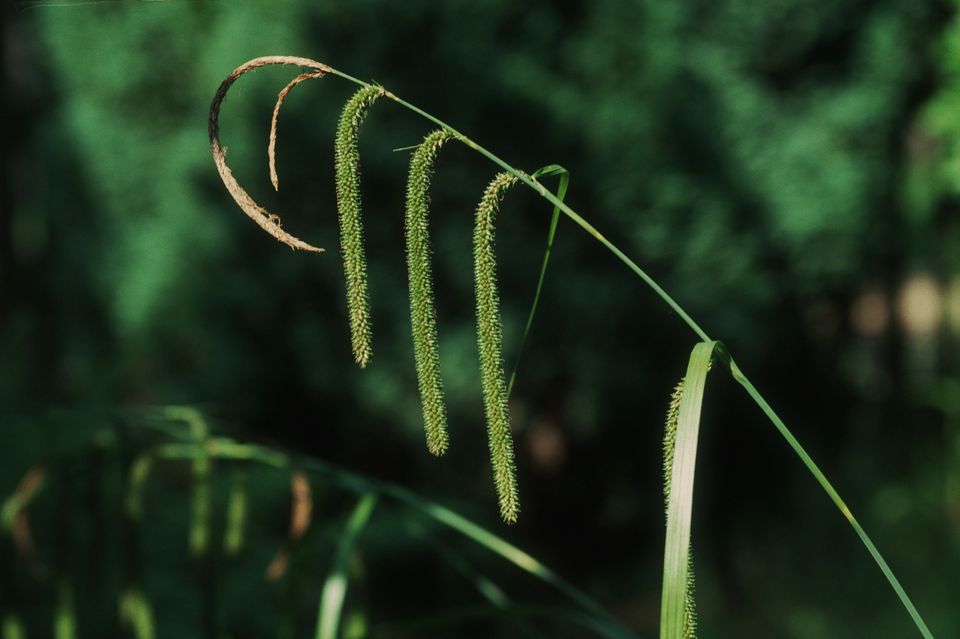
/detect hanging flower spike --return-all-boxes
[334,85,385,368]
[474,172,521,523]
[405,129,456,456]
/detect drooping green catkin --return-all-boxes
[334,85,384,368]
[663,378,699,639]
[405,129,455,456]
[474,171,521,523]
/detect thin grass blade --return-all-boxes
[506,164,569,397]
[54,580,76,639]
[716,346,935,639]
[223,469,248,556]
[661,341,716,639]
[315,492,378,639]
[156,438,631,637]
[163,407,212,557]
[405,518,544,639]
[369,604,632,639]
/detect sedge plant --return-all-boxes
[208,55,936,638]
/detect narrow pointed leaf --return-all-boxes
[661,341,716,639]
[315,492,378,639]
[507,164,569,397]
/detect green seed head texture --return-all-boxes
[405,129,456,456]
[663,377,699,639]
[474,172,521,523]
[335,85,384,368]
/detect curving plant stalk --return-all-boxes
[208,56,935,638]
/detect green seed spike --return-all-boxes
[334,85,384,368]
[662,381,684,503]
[405,129,455,456]
[473,171,521,523]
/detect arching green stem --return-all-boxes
[210,57,934,638]
[332,67,933,638]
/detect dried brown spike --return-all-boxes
[265,468,313,581]
[209,56,332,252]
[268,71,325,192]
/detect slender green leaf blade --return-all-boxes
[369,604,632,639]
[507,165,569,397]
[155,436,634,639]
[382,485,631,636]
[315,492,378,639]
[660,341,716,639]
[721,351,935,639]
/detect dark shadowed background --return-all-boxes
[2,0,959,637]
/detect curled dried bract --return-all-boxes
[209,56,331,252]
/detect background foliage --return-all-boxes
[3,0,959,637]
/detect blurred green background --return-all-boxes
[3,0,959,637]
